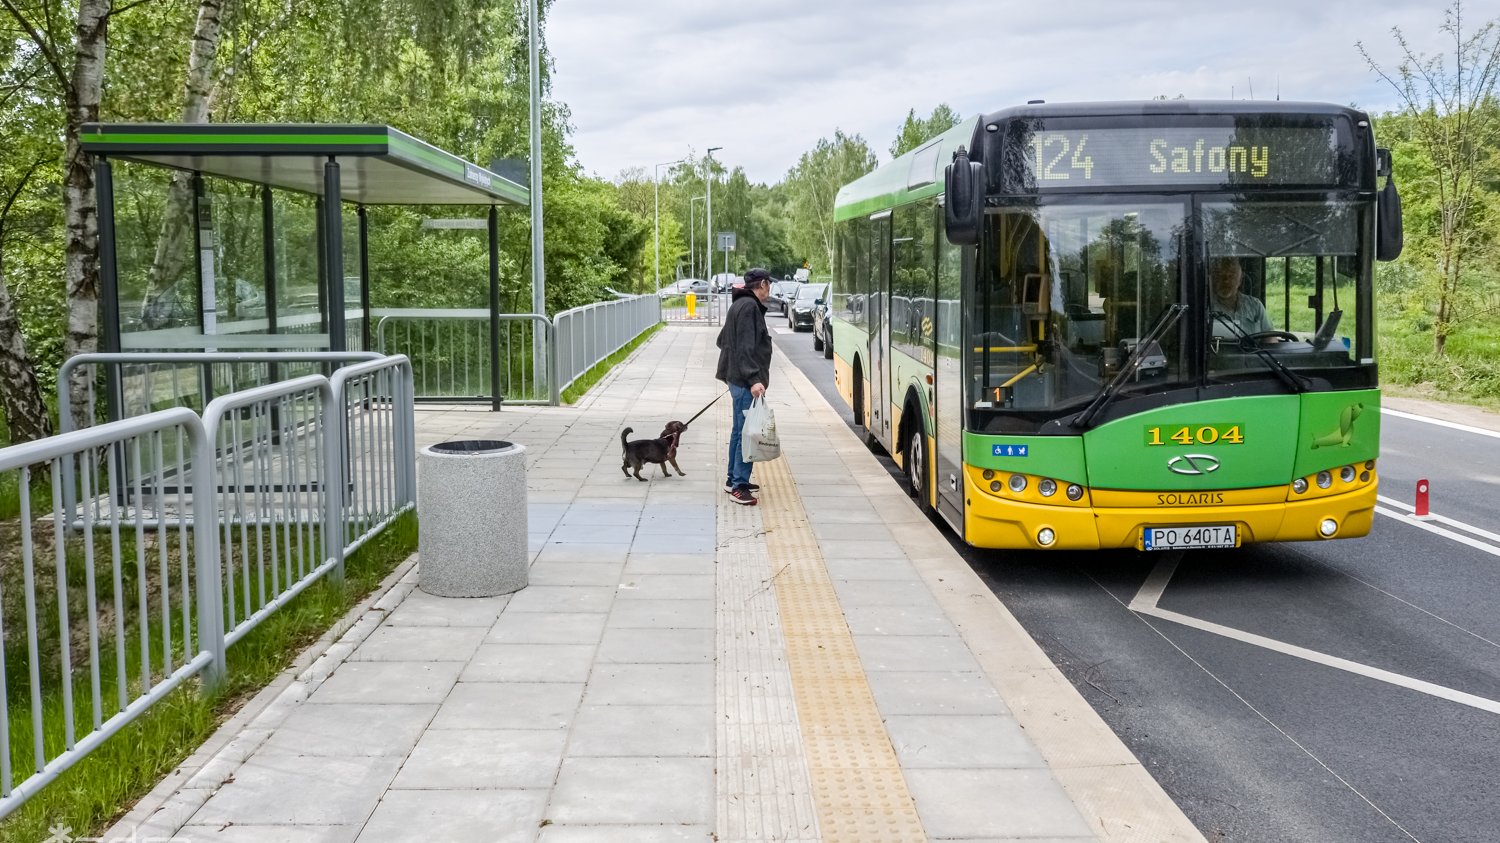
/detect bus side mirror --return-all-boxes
[944,146,983,246]
[1375,148,1403,262]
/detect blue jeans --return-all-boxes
[726,383,754,489]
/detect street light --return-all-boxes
[653,158,685,289]
[688,195,705,280]
[705,147,722,290]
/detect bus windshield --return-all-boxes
[1202,199,1366,380]
[973,201,1185,417]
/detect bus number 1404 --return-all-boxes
[1146,425,1244,446]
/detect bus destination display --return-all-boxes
[1017,126,1339,189]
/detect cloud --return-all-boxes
[549,0,1455,183]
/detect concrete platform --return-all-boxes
[109,325,1205,842]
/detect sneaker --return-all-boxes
[724,482,761,493]
[727,486,759,506]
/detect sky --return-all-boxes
[547,0,1467,185]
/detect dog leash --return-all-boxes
[683,391,728,427]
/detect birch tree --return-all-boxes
[1360,0,1500,355]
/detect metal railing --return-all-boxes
[660,291,723,325]
[57,352,384,524]
[553,294,662,401]
[0,355,415,819]
[373,309,550,405]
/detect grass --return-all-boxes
[0,510,417,842]
[560,323,663,404]
[1377,309,1500,411]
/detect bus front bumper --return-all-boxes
[962,477,1377,550]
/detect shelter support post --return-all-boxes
[323,158,345,352]
[94,157,123,424]
[489,206,502,412]
[358,205,371,351]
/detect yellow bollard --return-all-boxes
[686,293,697,319]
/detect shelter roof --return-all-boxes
[80,123,528,206]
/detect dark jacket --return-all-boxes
[715,287,773,389]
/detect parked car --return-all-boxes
[660,278,709,297]
[786,283,828,332]
[710,272,739,293]
[767,280,801,313]
[812,296,833,359]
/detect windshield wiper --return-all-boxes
[1071,304,1188,430]
[1211,311,1311,394]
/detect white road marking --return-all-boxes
[1381,407,1500,440]
[1132,555,1500,716]
[1375,506,1500,558]
[1377,495,1500,545]
[1128,550,1182,611]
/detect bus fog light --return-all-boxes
[1292,478,1308,494]
[1316,471,1332,489]
[1340,465,1356,483]
[982,469,995,480]
[1037,528,1056,546]
[989,480,1002,492]
[1360,471,1370,482]
[1365,460,1375,470]
[1320,518,1338,537]
[1066,483,1084,501]
[1008,474,1028,493]
[1038,478,1057,497]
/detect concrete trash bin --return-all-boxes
[417,439,528,597]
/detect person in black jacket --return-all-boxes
[716,268,774,505]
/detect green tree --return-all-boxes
[889,103,962,157]
[782,130,877,274]
[1360,0,1500,355]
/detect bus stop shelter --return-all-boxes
[79,123,529,413]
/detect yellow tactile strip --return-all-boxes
[755,456,928,842]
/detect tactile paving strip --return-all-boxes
[715,402,822,843]
[755,456,928,842]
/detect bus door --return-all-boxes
[868,210,892,444]
[934,231,966,525]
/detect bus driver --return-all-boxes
[1209,258,1276,340]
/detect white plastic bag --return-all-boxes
[740,396,781,462]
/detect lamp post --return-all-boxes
[688,195,705,280]
[654,159,685,290]
[705,147,722,290]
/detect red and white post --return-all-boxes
[1414,478,1430,519]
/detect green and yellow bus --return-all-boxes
[830,100,1402,551]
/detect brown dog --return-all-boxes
[620,421,688,481]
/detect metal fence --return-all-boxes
[660,292,723,325]
[0,355,414,819]
[373,309,549,405]
[553,294,663,399]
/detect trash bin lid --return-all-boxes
[429,439,515,454]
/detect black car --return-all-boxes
[812,297,833,359]
[767,280,801,313]
[786,283,828,332]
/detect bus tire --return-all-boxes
[904,402,933,516]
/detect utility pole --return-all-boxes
[654,159,684,289]
[689,195,705,280]
[706,147,721,289]
[527,0,546,394]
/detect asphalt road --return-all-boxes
[770,314,1500,843]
